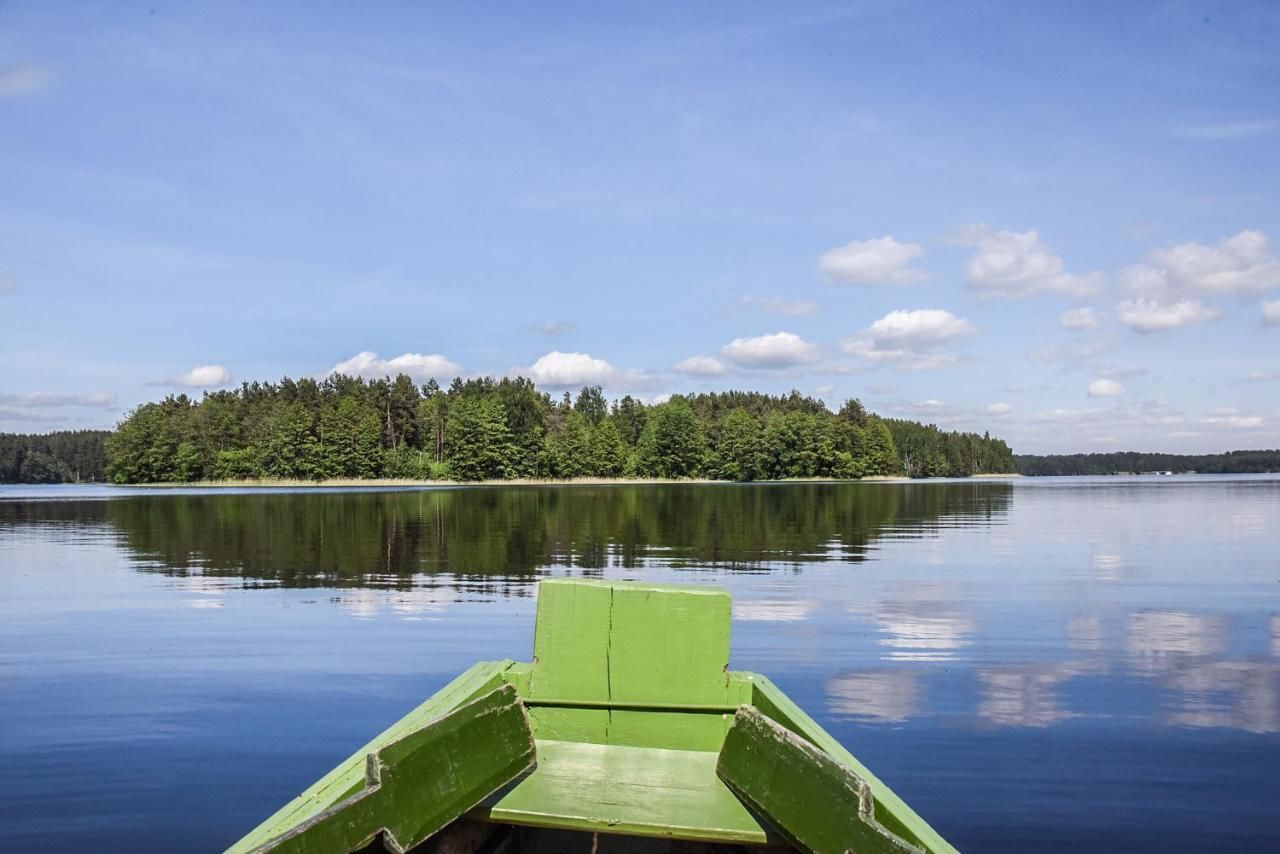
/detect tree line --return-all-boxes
[0,431,109,483]
[1016,450,1280,476]
[99,373,1018,483]
[883,418,1016,478]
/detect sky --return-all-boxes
[1,1,1278,454]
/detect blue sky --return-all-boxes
[1,1,1277,453]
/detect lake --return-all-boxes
[1,476,1277,852]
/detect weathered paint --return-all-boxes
[524,579,732,747]
[717,705,923,854]
[745,675,959,854]
[227,660,516,853]
[251,686,535,854]
[474,739,777,845]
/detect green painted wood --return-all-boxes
[526,578,612,701]
[607,581,731,706]
[717,705,924,854]
[228,660,516,853]
[474,739,777,845]
[526,579,731,747]
[746,676,959,854]
[251,686,535,854]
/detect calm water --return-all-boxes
[1,477,1278,852]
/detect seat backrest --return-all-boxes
[527,578,732,706]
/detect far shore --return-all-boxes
[113,473,1023,489]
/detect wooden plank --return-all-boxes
[229,660,516,853]
[475,739,776,845]
[608,582,731,706]
[526,579,612,701]
[252,685,536,854]
[527,578,731,709]
[716,705,926,854]
[746,675,959,854]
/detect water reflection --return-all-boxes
[827,670,923,723]
[1126,610,1227,676]
[875,590,976,663]
[977,661,1102,728]
[0,482,1014,586]
[1164,661,1280,734]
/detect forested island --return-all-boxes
[93,374,1014,483]
[1015,450,1280,476]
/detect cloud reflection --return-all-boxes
[1126,610,1226,676]
[876,597,976,662]
[978,662,1098,728]
[827,670,923,724]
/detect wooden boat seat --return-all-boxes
[473,739,776,846]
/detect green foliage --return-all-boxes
[93,371,1018,484]
[0,430,109,483]
[632,397,707,478]
[884,418,1007,478]
[1016,449,1280,476]
[446,396,517,481]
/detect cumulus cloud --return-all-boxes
[1116,298,1219,333]
[1148,231,1280,296]
[153,365,232,388]
[953,225,1103,298]
[0,64,50,97]
[1060,307,1100,330]
[1088,379,1126,397]
[1264,299,1280,325]
[842,308,975,371]
[330,351,461,382]
[721,332,819,369]
[865,309,975,343]
[819,236,927,285]
[741,295,819,316]
[673,355,728,377]
[0,392,116,408]
[525,351,614,386]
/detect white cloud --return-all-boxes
[814,384,835,395]
[330,351,461,382]
[0,392,116,408]
[1243,370,1280,383]
[673,355,728,377]
[1263,299,1280,325]
[865,309,976,343]
[741,294,819,316]
[1147,231,1280,296]
[1060,307,1100,330]
[1088,379,1126,397]
[525,351,615,386]
[0,64,50,97]
[721,332,819,369]
[819,236,927,285]
[530,321,571,336]
[953,225,1103,298]
[1116,298,1219,333]
[987,402,1013,415]
[843,308,975,371]
[1201,415,1265,429]
[171,365,231,388]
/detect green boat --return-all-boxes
[228,579,959,854]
